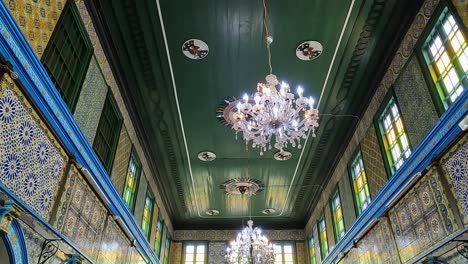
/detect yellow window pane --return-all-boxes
[357,176,363,189]
[196,253,204,261]
[387,129,396,144]
[186,246,195,253]
[395,118,403,134]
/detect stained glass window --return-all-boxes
[331,190,345,241]
[155,215,164,255]
[378,97,411,175]
[317,214,328,260]
[163,233,171,264]
[350,151,371,214]
[122,149,141,210]
[273,242,295,264]
[308,236,317,264]
[183,242,207,264]
[141,190,154,239]
[424,8,467,109]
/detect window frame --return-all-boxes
[329,188,345,242]
[92,90,123,173]
[272,241,296,264]
[122,147,142,211]
[182,241,208,264]
[154,213,164,256]
[348,147,372,216]
[163,231,171,264]
[41,0,93,112]
[374,91,412,176]
[416,0,468,115]
[317,212,328,260]
[141,188,154,240]
[307,235,317,264]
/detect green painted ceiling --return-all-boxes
[87,0,422,229]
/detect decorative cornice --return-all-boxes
[173,229,306,241]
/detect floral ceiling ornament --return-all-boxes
[222,0,320,156]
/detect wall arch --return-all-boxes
[0,220,28,264]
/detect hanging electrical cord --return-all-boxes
[262,0,273,74]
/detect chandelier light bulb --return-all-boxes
[308,97,315,108]
[243,94,249,102]
[297,86,304,97]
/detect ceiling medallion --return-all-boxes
[262,208,276,215]
[222,0,319,156]
[296,40,323,61]
[205,209,220,216]
[197,151,216,161]
[182,39,209,60]
[273,150,292,161]
[220,178,265,196]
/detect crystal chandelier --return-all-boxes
[231,0,319,155]
[225,220,275,264]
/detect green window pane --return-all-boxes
[123,149,141,210]
[424,9,467,109]
[331,190,345,241]
[155,216,164,255]
[378,97,411,175]
[350,152,371,214]
[317,214,328,259]
[141,190,154,239]
[41,1,92,111]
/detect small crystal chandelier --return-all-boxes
[225,220,275,264]
[231,0,319,155]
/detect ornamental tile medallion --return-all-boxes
[388,167,459,263]
[0,74,67,221]
[54,164,107,261]
[441,137,468,225]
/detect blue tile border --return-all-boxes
[0,2,160,263]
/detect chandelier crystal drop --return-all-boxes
[225,220,275,264]
[233,73,319,155]
[230,0,320,155]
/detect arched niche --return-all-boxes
[0,220,28,264]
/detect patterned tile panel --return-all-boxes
[394,56,439,147]
[441,137,467,225]
[0,74,68,221]
[295,241,307,264]
[208,241,227,264]
[339,218,400,264]
[97,218,131,264]
[360,126,388,198]
[388,167,459,263]
[110,126,132,194]
[73,56,108,145]
[169,242,182,264]
[4,0,65,57]
[53,164,107,261]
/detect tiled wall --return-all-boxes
[111,126,132,194]
[53,164,108,261]
[0,74,68,221]
[393,55,439,146]
[339,218,400,264]
[388,167,460,263]
[208,241,227,264]
[4,0,64,57]
[360,126,387,197]
[441,137,468,225]
[73,56,108,145]
[304,0,468,263]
